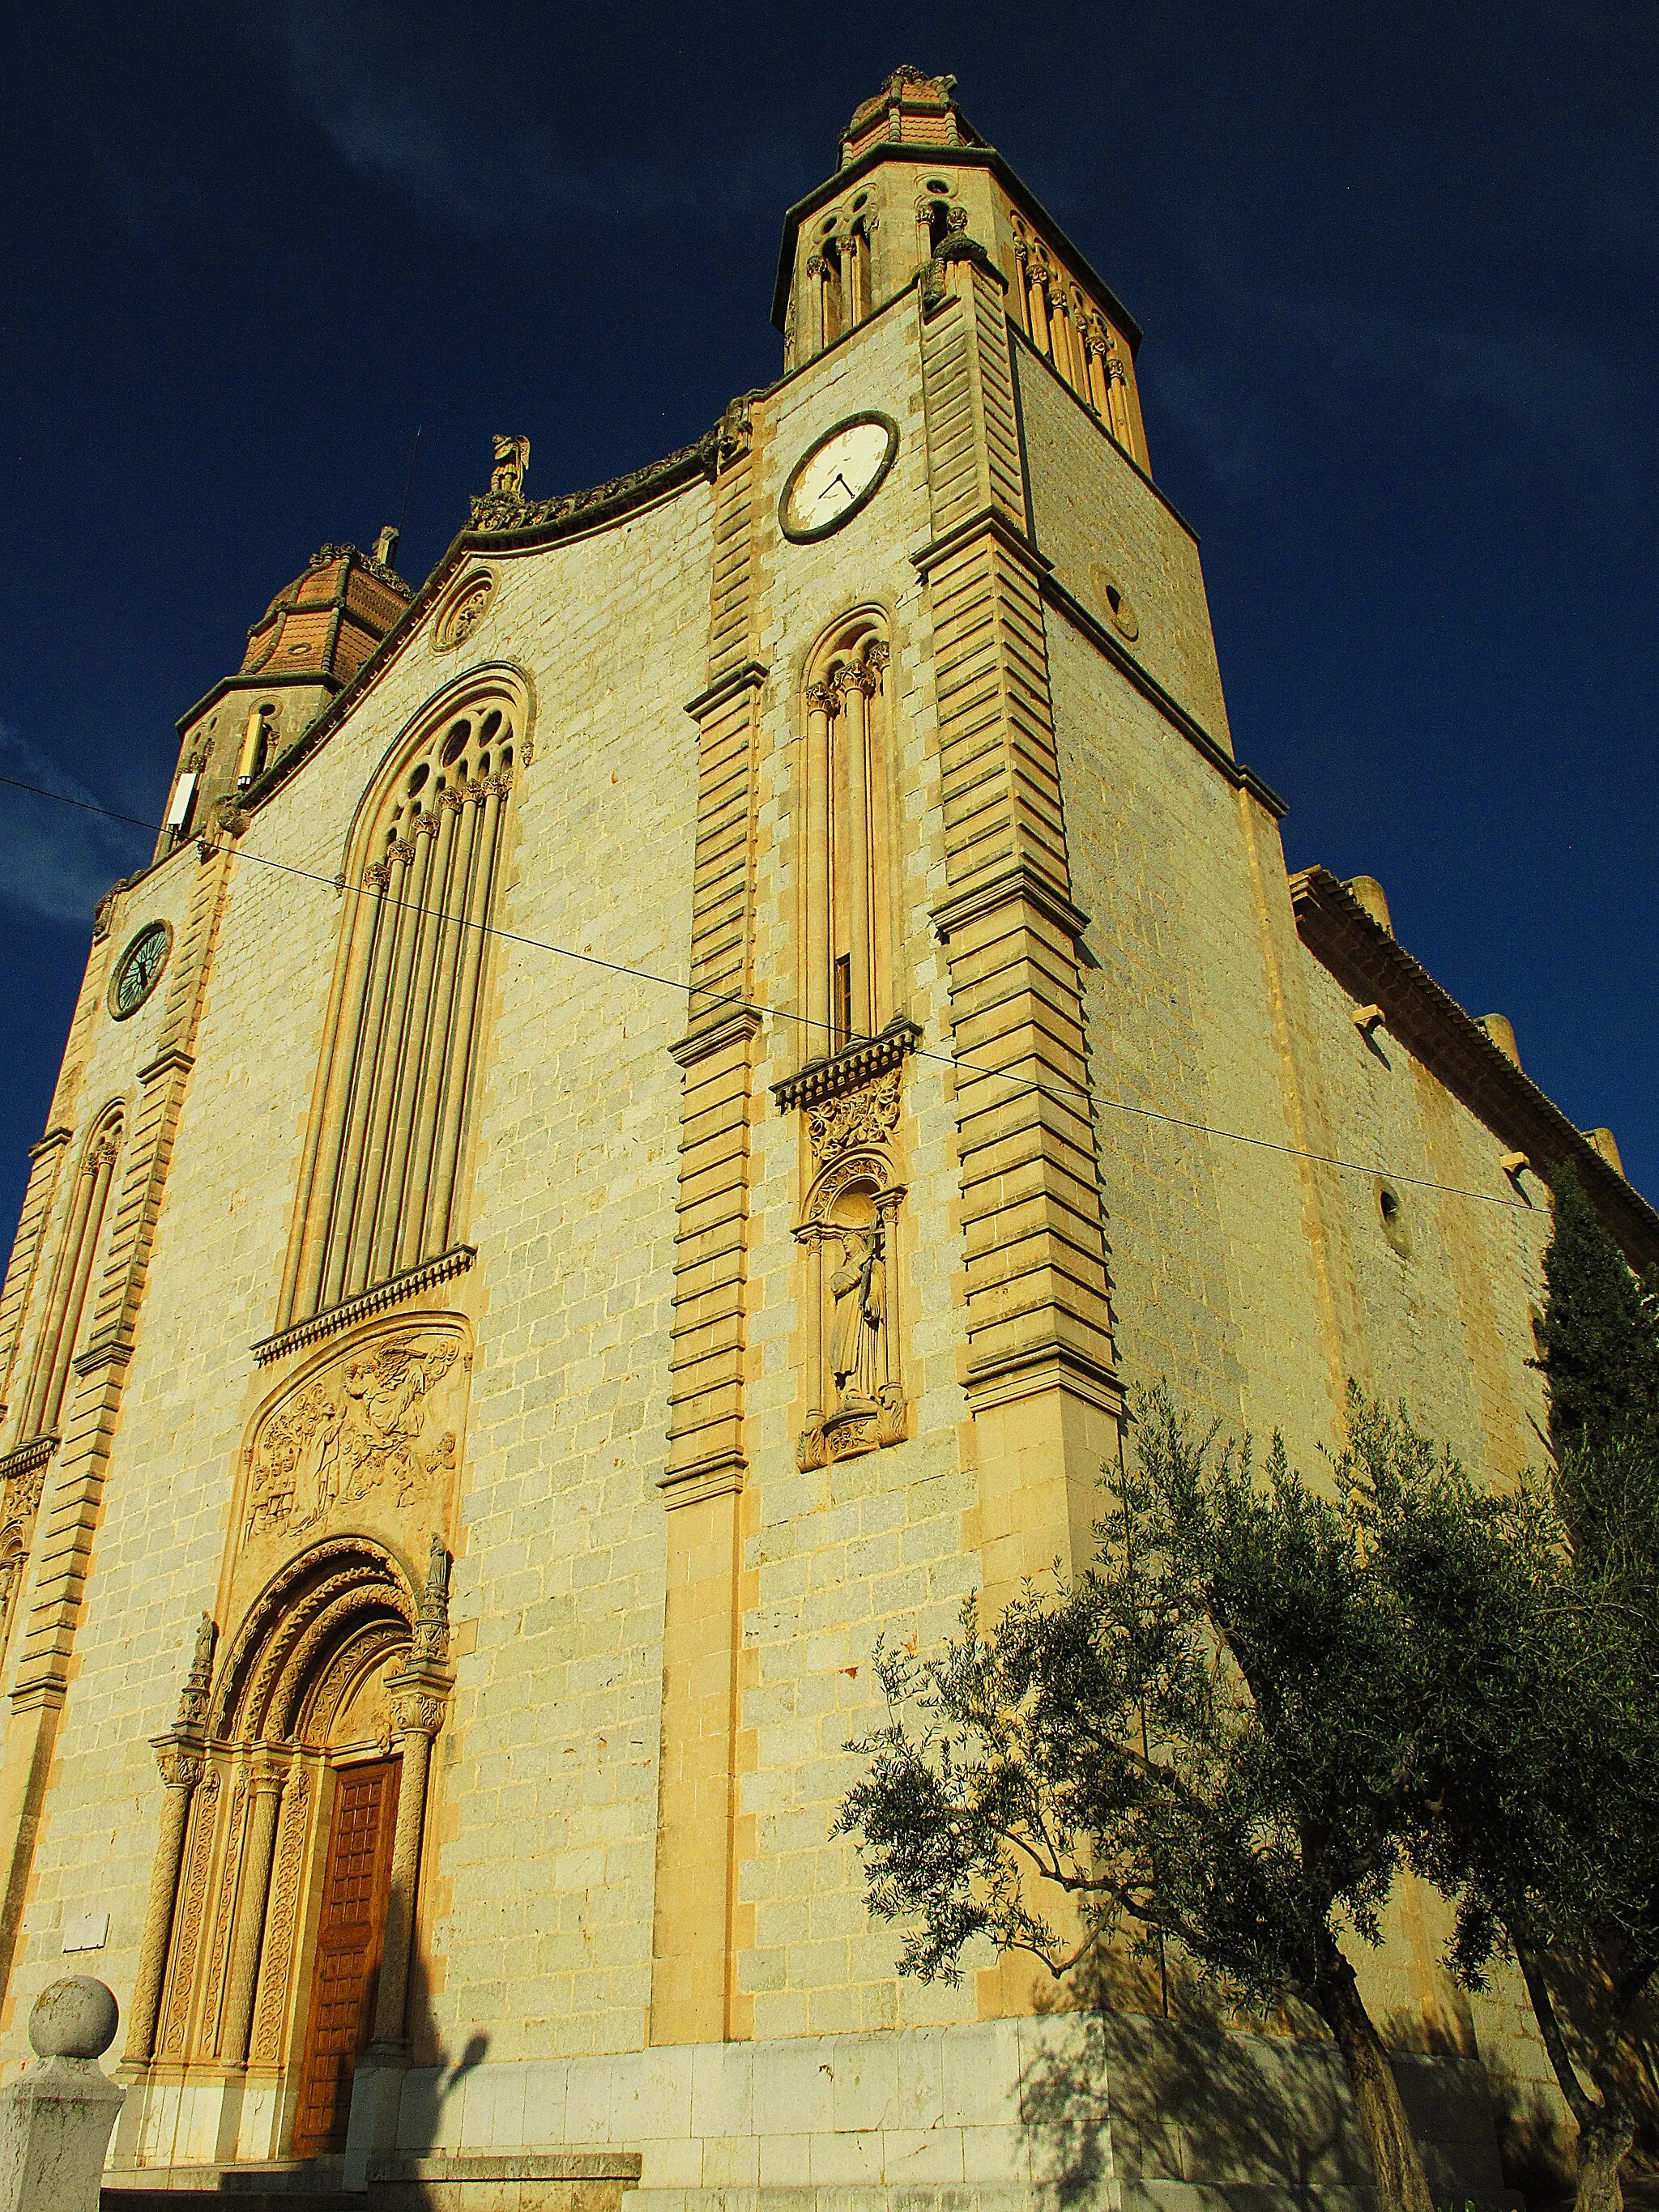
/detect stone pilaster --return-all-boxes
[918,245,1121,1608]
[0,837,238,2009]
[652,406,764,2046]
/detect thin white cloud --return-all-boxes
[245,1,787,234]
[0,724,152,929]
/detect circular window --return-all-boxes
[109,920,173,1021]
[434,569,495,652]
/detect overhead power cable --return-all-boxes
[0,769,1537,1214]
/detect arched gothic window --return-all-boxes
[801,617,893,1059]
[15,1105,122,1442]
[276,680,523,1328]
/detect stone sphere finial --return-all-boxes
[28,1976,118,2061]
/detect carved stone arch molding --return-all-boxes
[335,659,537,883]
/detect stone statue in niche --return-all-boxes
[795,1157,906,1470]
[242,1328,464,1548]
[828,1225,885,1407]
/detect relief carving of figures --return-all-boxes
[241,1323,468,1553]
[807,1069,902,1161]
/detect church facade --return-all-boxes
[0,66,1650,2209]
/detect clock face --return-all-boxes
[109,921,172,1021]
[780,414,898,543]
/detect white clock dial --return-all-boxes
[780,416,898,542]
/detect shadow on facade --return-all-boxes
[1017,1961,1510,2212]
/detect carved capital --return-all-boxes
[363,862,390,892]
[835,663,879,701]
[155,1743,204,1792]
[864,641,890,676]
[805,680,838,715]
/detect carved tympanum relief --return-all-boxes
[237,1316,470,1579]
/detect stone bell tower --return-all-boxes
[776,64,1148,467]
[153,536,411,858]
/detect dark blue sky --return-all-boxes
[2,3,1655,1238]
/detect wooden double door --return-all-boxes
[291,1756,400,2158]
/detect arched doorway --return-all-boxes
[123,1534,453,2168]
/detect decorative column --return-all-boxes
[122,1615,215,2069]
[369,1537,452,2055]
[343,1541,451,2195]
[218,1749,287,2068]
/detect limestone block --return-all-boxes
[0,1977,124,2212]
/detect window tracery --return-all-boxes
[276,679,525,1331]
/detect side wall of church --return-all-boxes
[1021,341,1564,2148]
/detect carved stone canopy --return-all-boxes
[772,1016,920,1115]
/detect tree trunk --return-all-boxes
[1573,2106,1633,2212]
[1311,1944,1435,2212]
[1512,1941,1633,2212]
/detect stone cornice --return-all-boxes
[136,1047,196,1085]
[252,1245,476,1365]
[461,427,721,549]
[910,504,1050,583]
[1290,866,1659,1267]
[669,1006,764,1068]
[657,1451,746,1509]
[0,1434,57,1485]
[965,1340,1123,1416]
[932,864,1090,948]
[684,660,769,722]
[1040,572,1287,821]
[772,1020,922,1112]
[28,1128,71,1161]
